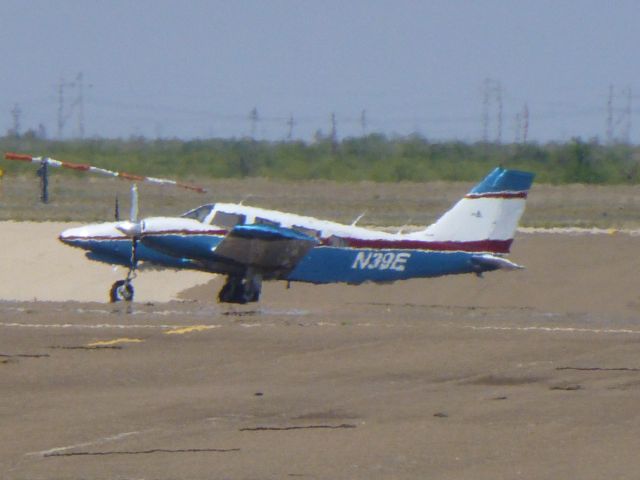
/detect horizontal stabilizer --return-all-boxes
[470,254,524,273]
[214,224,319,271]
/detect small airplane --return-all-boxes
[58,166,535,304]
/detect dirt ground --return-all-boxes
[2,221,640,479]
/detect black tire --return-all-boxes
[110,280,134,303]
[217,281,234,303]
[244,279,261,303]
[218,277,249,304]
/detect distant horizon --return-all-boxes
[3,127,638,147]
[3,78,635,145]
[2,1,639,144]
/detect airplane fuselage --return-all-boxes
[137,229,502,284]
[59,167,534,303]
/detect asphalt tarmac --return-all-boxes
[2,226,640,479]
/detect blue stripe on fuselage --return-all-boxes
[287,247,482,284]
[64,238,195,269]
[73,235,498,284]
[141,233,224,263]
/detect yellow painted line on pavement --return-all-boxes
[87,338,144,347]
[164,325,217,335]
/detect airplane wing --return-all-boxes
[213,224,319,272]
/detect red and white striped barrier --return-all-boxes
[4,152,206,193]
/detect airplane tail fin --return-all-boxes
[407,167,535,254]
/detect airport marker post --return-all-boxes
[36,158,49,204]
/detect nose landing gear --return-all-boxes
[109,233,139,303]
[110,279,134,302]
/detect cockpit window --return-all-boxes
[212,211,246,228]
[181,204,215,222]
[255,217,280,227]
[292,225,321,238]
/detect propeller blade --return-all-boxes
[114,195,120,221]
[115,185,143,237]
[130,184,139,223]
[4,152,207,193]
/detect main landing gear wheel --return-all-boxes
[110,279,134,303]
[218,275,262,304]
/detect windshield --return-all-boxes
[181,204,215,223]
[211,210,246,228]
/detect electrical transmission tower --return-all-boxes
[10,103,21,137]
[330,113,338,153]
[249,107,259,139]
[606,85,633,144]
[286,114,295,140]
[57,72,85,139]
[482,78,503,144]
[620,87,632,144]
[360,109,367,136]
[522,103,529,143]
[514,103,529,144]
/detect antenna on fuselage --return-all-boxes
[239,194,254,206]
[397,219,413,234]
[351,211,366,226]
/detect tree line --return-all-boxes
[1,134,638,184]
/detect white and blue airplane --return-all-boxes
[59,167,535,303]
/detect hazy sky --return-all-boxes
[1,0,639,143]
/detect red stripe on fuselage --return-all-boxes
[143,230,512,254]
[328,238,513,254]
[61,230,512,254]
